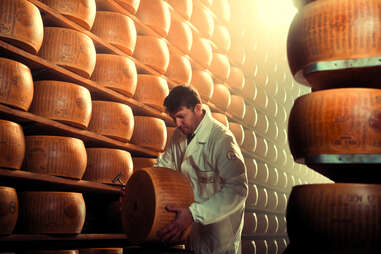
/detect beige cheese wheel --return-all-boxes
[0,58,33,111]
[267,142,278,163]
[241,240,255,254]
[79,248,123,254]
[166,52,192,86]
[256,161,269,184]
[0,120,25,170]
[244,158,257,183]
[38,27,96,78]
[133,36,170,74]
[132,157,157,171]
[91,11,136,56]
[91,54,137,97]
[113,0,140,15]
[267,190,279,211]
[256,213,269,234]
[255,135,268,158]
[278,193,288,212]
[40,0,96,30]
[211,113,229,128]
[131,116,167,152]
[84,148,133,185]
[211,0,230,24]
[255,240,268,254]
[24,136,87,180]
[209,53,230,81]
[30,81,92,129]
[267,119,279,141]
[19,191,85,234]
[243,106,258,129]
[242,130,257,153]
[229,122,244,146]
[121,167,194,244]
[228,38,246,67]
[190,5,214,39]
[165,126,176,149]
[253,87,268,111]
[254,110,269,135]
[134,74,169,112]
[211,25,231,53]
[136,0,171,37]
[0,186,18,235]
[278,216,287,234]
[242,79,256,102]
[88,101,134,142]
[243,212,257,235]
[25,251,78,254]
[257,186,268,210]
[166,0,193,20]
[190,70,214,101]
[0,0,43,54]
[227,66,245,93]
[190,36,213,69]
[227,95,245,120]
[278,171,288,190]
[245,184,258,209]
[167,18,193,54]
[210,84,231,111]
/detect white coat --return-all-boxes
[156,107,248,254]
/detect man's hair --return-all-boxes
[164,85,201,114]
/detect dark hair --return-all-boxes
[164,85,201,114]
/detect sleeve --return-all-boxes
[188,133,248,225]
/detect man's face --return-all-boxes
[170,105,202,136]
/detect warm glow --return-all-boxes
[256,0,298,29]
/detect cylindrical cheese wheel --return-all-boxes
[38,27,96,78]
[245,184,258,209]
[167,18,193,54]
[267,142,278,163]
[30,81,92,129]
[91,54,137,97]
[190,70,214,101]
[242,130,257,153]
[278,171,288,190]
[243,212,257,235]
[166,0,193,20]
[242,79,257,102]
[19,191,85,234]
[267,239,279,254]
[229,122,244,146]
[211,113,229,128]
[226,66,245,93]
[227,95,246,120]
[267,190,279,211]
[211,0,230,24]
[25,251,78,254]
[0,0,43,54]
[114,0,140,15]
[134,74,169,112]
[278,193,287,212]
[131,116,167,152]
[0,186,18,235]
[254,110,269,134]
[133,36,170,74]
[241,240,255,254]
[190,37,213,69]
[24,136,87,180]
[211,25,231,53]
[256,213,269,234]
[121,167,194,244]
[209,53,230,81]
[88,101,134,142]
[278,216,287,234]
[84,148,133,185]
[254,240,268,254]
[136,0,171,37]
[0,58,33,111]
[256,161,269,184]
[0,120,25,170]
[253,87,268,111]
[166,52,192,86]
[132,157,157,171]
[228,38,246,67]
[210,84,231,111]
[256,186,268,210]
[243,106,257,129]
[190,5,214,39]
[79,248,123,254]
[244,158,257,183]
[267,119,279,141]
[40,0,96,30]
[91,11,136,56]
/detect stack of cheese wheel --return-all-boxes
[166,51,192,86]
[190,70,214,101]
[0,0,44,55]
[84,148,133,185]
[24,136,87,180]
[0,58,34,111]
[19,191,85,234]
[0,120,25,170]
[0,186,18,234]
[131,116,167,152]
[136,0,171,37]
[210,84,231,111]
[132,157,157,171]
[30,81,92,129]
[134,74,169,112]
[167,18,193,54]
[121,167,194,244]
[79,248,123,254]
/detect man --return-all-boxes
[156,85,248,254]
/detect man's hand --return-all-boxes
[158,205,194,244]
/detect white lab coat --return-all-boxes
[156,106,248,254]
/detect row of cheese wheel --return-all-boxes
[242,238,288,254]
[243,212,287,236]
[245,185,288,213]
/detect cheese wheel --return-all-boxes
[243,212,257,235]
[278,171,288,190]
[278,216,287,234]
[242,130,257,153]
[211,113,229,128]
[254,240,268,254]
[211,0,230,24]
[190,70,214,101]
[91,11,136,56]
[211,25,231,53]
[267,119,279,141]
[0,186,18,235]
[243,106,257,129]
[19,191,85,234]
[134,74,169,112]
[165,126,176,149]
[254,110,269,135]
[209,53,230,81]
[190,6,214,39]
[0,58,33,111]
[30,81,92,129]
[267,142,278,163]
[114,0,140,14]
[91,54,137,97]
[79,248,123,254]
[267,190,279,211]
[256,213,269,234]
[226,67,245,93]
[84,148,133,185]
[24,136,87,180]
[256,161,269,184]
[25,251,78,254]
[40,0,96,30]
[88,101,134,142]
[38,27,96,78]
[132,157,157,171]
[278,193,288,212]
[229,122,244,146]
[227,95,246,120]
[268,239,279,254]
[0,120,25,170]
[131,116,167,152]
[210,84,231,111]
[136,0,171,37]
[167,18,193,54]
[121,167,194,243]
[241,240,255,254]
[245,184,258,210]
[0,0,43,54]
[228,38,246,67]
[244,158,257,184]
[166,0,192,20]
[257,186,268,210]
[166,52,192,86]
[190,37,213,69]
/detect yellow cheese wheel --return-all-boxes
[244,158,257,183]
[278,193,287,212]
[242,130,257,153]
[134,74,169,112]
[255,161,269,184]
[166,52,192,86]
[190,6,214,39]
[91,11,136,56]
[30,81,92,129]
[267,190,279,211]
[131,116,167,152]
[167,18,193,54]
[79,248,123,254]
[228,38,246,67]
[211,113,229,128]
[19,191,85,234]
[211,25,231,53]
[227,95,245,120]
[243,106,257,129]
[190,36,213,69]
[241,240,255,254]
[0,120,25,170]
[136,0,171,37]
[278,216,287,234]
[40,0,96,30]
[0,58,33,111]
[229,122,244,146]
[121,167,194,244]
[245,184,258,210]
[166,0,193,20]
[88,101,134,142]
[210,84,231,111]
[91,54,137,97]
[243,212,257,235]
[0,0,43,54]
[24,136,87,180]
[257,186,268,210]
[254,110,269,135]
[132,157,157,171]
[226,66,245,93]
[38,27,96,78]
[209,53,230,81]
[114,0,140,15]
[211,0,230,24]
[256,213,269,234]
[190,70,214,101]
[0,186,18,234]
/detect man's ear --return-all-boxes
[194,103,203,115]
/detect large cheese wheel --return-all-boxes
[133,36,170,74]
[166,52,192,87]
[91,11,136,56]
[211,113,229,128]
[19,191,85,234]
[253,87,268,111]
[190,36,213,69]
[190,70,214,101]
[40,0,96,30]
[190,5,214,39]
[136,0,171,37]
[121,167,194,244]
[210,84,231,111]
[0,58,33,111]
[166,0,193,20]
[25,251,78,254]
[229,122,244,146]
[267,119,279,141]
[267,142,278,163]
[88,101,134,142]
[84,148,133,185]
[134,74,169,112]
[256,214,269,234]
[278,216,287,234]
[0,0,43,54]
[243,106,257,129]
[227,95,246,120]
[30,81,92,129]
[0,186,18,234]
[256,161,269,184]
[79,248,123,254]
[245,184,258,210]
[244,158,257,184]
[241,240,255,254]
[211,25,231,53]
[38,27,96,79]
[131,116,167,152]
[254,240,268,254]
[211,0,230,24]
[267,190,279,211]
[255,135,268,159]
[242,130,257,153]
[278,193,287,212]
[114,0,140,15]
[0,120,25,170]
[91,54,137,97]
[243,212,257,235]
[254,110,269,134]
[226,66,245,93]
[132,157,157,171]
[256,186,268,210]
[24,136,87,180]
[209,53,230,81]
[228,38,246,67]
[167,18,193,54]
